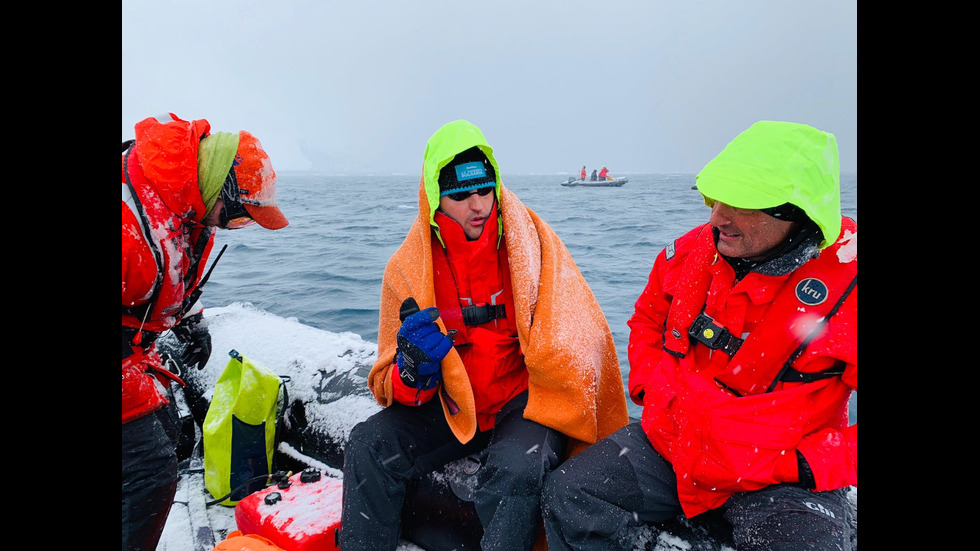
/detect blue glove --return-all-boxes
[396,307,453,390]
[171,312,212,370]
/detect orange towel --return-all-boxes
[369,180,629,452]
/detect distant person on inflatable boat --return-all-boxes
[122,113,289,551]
[542,120,857,550]
[340,119,629,551]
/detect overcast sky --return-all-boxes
[122,1,857,175]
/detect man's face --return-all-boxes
[709,201,797,261]
[438,187,495,240]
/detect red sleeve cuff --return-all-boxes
[391,364,437,405]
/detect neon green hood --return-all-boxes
[198,131,241,216]
[696,120,841,248]
[422,120,502,238]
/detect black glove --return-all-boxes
[171,312,212,370]
[396,306,453,390]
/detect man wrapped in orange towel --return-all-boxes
[340,120,629,551]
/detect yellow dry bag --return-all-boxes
[203,350,282,505]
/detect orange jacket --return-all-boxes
[369,180,629,452]
[122,114,214,423]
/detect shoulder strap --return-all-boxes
[766,274,857,391]
[176,243,227,320]
[271,375,291,472]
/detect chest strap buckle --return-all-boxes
[461,303,506,326]
[689,312,743,356]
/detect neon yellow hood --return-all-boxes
[198,131,241,216]
[696,120,841,248]
[422,120,502,239]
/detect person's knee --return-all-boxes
[346,417,425,482]
[738,509,849,551]
[485,441,555,494]
[345,421,374,455]
[541,465,569,514]
[729,487,851,551]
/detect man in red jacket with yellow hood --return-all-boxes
[542,121,857,550]
[122,113,289,551]
[340,120,628,551]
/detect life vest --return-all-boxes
[122,142,214,337]
[430,202,527,431]
[661,219,857,396]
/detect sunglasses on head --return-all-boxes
[446,186,494,202]
[218,170,256,229]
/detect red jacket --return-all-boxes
[627,219,857,517]
[122,114,215,423]
[392,201,528,431]
[598,167,609,179]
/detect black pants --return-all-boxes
[340,390,567,551]
[121,411,179,551]
[542,421,852,551]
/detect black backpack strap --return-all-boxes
[271,375,291,471]
[779,360,846,383]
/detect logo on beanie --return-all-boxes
[455,162,487,182]
[796,278,828,306]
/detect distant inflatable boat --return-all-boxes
[561,176,628,187]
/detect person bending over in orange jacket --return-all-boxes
[122,113,289,551]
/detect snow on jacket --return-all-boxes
[122,113,215,423]
[368,120,629,452]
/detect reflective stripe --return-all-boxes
[122,182,160,277]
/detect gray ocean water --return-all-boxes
[205,172,858,421]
